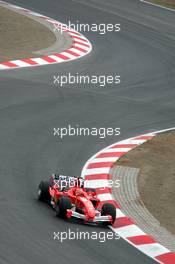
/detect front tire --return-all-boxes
[55,196,72,218]
[101,203,116,224]
[38,181,51,202]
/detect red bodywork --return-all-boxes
[48,177,112,223]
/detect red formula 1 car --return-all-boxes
[37,174,116,225]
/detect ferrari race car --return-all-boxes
[37,174,116,225]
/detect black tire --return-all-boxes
[55,196,72,218]
[38,181,51,202]
[101,203,116,224]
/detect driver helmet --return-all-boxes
[75,188,85,197]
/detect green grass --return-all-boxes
[149,0,175,9]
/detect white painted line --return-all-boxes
[111,224,146,238]
[116,209,126,218]
[30,58,49,65]
[138,243,170,258]
[66,30,81,36]
[103,148,132,153]
[140,0,175,12]
[110,226,163,264]
[69,32,88,41]
[72,38,89,45]
[61,52,76,59]
[10,5,26,10]
[10,60,30,67]
[154,127,175,134]
[29,11,46,17]
[89,157,118,163]
[74,43,90,51]
[46,19,59,24]
[85,167,110,175]
[0,64,9,69]
[68,48,86,56]
[121,139,147,145]
[49,55,64,62]
[97,193,114,201]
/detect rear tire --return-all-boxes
[55,196,72,218]
[101,203,116,224]
[38,181,51,202]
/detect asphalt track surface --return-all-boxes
[0,0,175,263]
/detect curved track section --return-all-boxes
[81,129,175,263]
[0,1,92,70]
[0,0,175,264]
